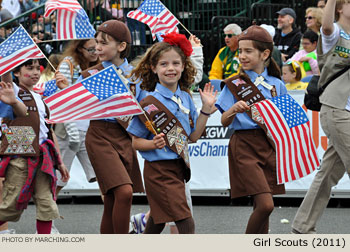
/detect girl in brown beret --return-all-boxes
[216,25,288,233]
[74,20,144,234]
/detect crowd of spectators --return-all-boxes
[0,0,328,91]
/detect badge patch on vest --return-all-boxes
[4,126,36,154]
[251,105,273,140]
[167,125,188,157]
[144,104,159,115]
[118,115,132,122]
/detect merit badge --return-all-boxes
[1,123,9,134]
[4,126,36,154]
[251,105,265,125]
[234,79,246,87]
[144,104,159,115]
[166,126,188,155]
[118,115,131,122]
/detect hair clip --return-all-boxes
[161,32,193,57]
[287,60,300,72]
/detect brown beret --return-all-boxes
[97,20,132,44]
[238,25,273,43]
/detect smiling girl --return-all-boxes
[127,32,217,234]
[0,60,69,234]
[216,25,288,234]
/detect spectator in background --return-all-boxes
[0,3,17,43]
[274,7,302,62]
[209,23,242,80]
[19,0,46,15]
[305,7,324,34]
[0,0,13,22]
[317,0,327,8]
[260,24,283,71]
[1,0,21,18]
[289,30,319,76]
[83,0,113,25]
[31,23,54,56]
[282,61,308,90]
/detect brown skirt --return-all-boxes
[228,129,285,198]
[144,159,192,224]
[85,120,144,195]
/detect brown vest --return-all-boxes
[0,86,52,156]
[138,95,191,181]
[81,63,137,130]
[221,73,276,148]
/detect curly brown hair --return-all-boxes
[129,42,196,92]
[61,39,99,71]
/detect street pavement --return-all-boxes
[5,196,350,234]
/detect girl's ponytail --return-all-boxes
[267,57,281,80]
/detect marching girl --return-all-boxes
[215,25,288,233]
[75,20,144,234]
[127,32,217,234]
[0,60,69,234]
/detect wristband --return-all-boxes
[200,110,210,117]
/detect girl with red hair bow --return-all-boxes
[127,33,217,234]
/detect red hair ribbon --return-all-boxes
[161,32,193,57]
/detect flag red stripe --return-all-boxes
[45,83,87,105]
[299,124,313,174]
[0,50,43,75]
[303,122,320,167]
[256,102,286,184]
[293,127,310,176]
[265,101,298,181]
[0,45,42,68]
[52,99,138,122]
[50,94,134,120]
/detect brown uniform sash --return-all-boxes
[222,73,276,148]
[81,63,136,130]
[138,95,191,181]
[0,86,52,156]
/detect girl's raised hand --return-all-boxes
[0,81,17,105]
[55,71,69,89]
[153,133,166,149]
[199,82,218,109]
[189,35,201,47]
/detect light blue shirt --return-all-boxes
[127,83,198,162]
[215,68,287,130]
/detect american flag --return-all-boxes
[44,65,143,123]
[34,79,58,96]
[33,81,45,94]
[43,79,58,97]
[253,94,319,184]
[55,8,95,40]
[127,0,179,40]
[44,0,82,17]
[0,25,44,76]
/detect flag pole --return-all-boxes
[226,104,254,118]
[159,1,193,36]
[20,24,56,72]
[159,1,203,46]
[115,66,167,151]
